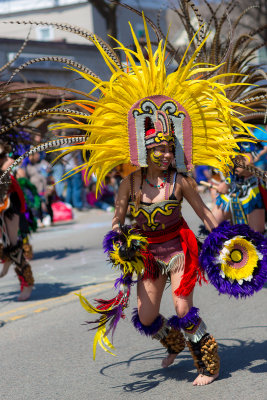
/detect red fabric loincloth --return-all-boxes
[140,218,207,296]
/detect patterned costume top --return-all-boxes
[130,171,183,263]
[129,171,205,296]
[216,174,264,219]
[130,171,182,229]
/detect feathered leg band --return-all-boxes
[132,307,220,376]
[168,307,220,376]
[132,308,185,355]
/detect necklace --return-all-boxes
[144,171,168,189]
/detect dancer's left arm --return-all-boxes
[179,175,218,231]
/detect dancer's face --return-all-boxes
[148,143,174,170]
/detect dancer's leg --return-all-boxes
[133,274,185,363]
[170,265,219,385]
[5,214,19,246]
[137,274,167,325]
[159,261,193,368]
[4,214,34,300]
[16,263,34,301]
[0,214,17,277]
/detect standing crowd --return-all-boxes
[13,144,121,228]
[0,134,122,301]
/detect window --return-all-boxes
[35,26,54,41]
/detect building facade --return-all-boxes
[0,0,167,91]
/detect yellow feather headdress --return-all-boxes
[50,16,255,191]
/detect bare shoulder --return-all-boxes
[132,169,142,179]
[176,173,198,192]
[118,170,139,195]
[127,169,142,189]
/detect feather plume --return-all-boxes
[76,272,135,358]
[1,4,265,186]
[46,17,257,190]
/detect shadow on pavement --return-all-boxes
[99,338,267,393]
[32,247,86,261]
[30,282,91,300]
[100,348,195,392]
[219,338,267,378]
[0,281,99,302]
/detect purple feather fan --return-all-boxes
[102,225,135,254]
[200,221,267,298]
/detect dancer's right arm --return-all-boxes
[112,175,131,232]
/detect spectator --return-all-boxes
[64,151,84,211]
[101,170,119,206]
[252,124,267,171]
[24,152,53,226]
[194,165,212,185]
[86,182,114,212]
[52,160,66,201]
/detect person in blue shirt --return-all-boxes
[252,124,267,171]
[212,141,265,233]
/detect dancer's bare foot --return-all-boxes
[0,260,12,277]
[161,353,177,368]
[193,373,219,386]
[17,285,33,301]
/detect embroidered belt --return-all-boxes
[140,219,183,244]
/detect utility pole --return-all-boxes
[88,0,120,50]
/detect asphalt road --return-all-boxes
[0,196,267,400]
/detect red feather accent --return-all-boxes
[94,291,130,320]
[140,249,160,280]
[174,220,207,296]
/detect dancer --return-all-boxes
[53,19,259,386]
[0,141,34,301]
[112,137,220,385]
[65,18,265,386]
[0,3,266,387]
[212,141,265,232]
